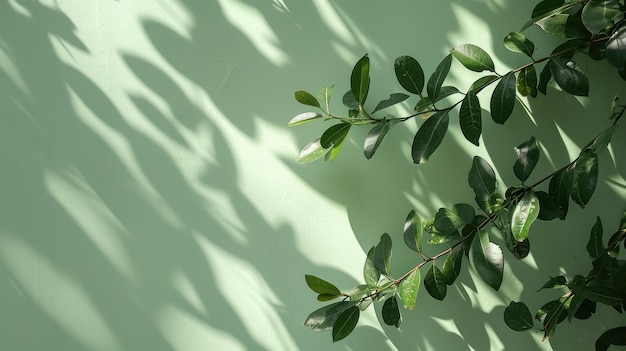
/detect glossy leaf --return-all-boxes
[490,72,516,124]
[606,24,626,69]
[374,233,392,277]
[596,327,626,351]
[442,247,464,285]
[549,58,589,96]
[535,14,590,39]
[581,0,622,34]
[321,123,351,149]
[424,263,447,300]
[433,86,461,102]
[364,246,380,286]
[412,111,449,164]
[450,44,495,72]
[295,90,321,108]
[504,32,535,57]
[468,75,499,92]
[395,56,425,95]
[372,93,409,114]
[514,137,540,182]
[536,191,560,221]
[364,120,394,159]
[399,269,420,310]
[403,210,423,254]
[304,301,357,331]
[504,301,535,331]
[459,91,482,146]
[587,216,606,259]
[468,156,497,212]
[434,203,475,236]
[538,276,567,291]
[288,112,323,127]
[342,90,359,110]
[351,54,370,106]
[538,63,552,95]
[298,138,329,163]
[549,167,572,219]
[325,130,348,162]
[516,65,537,97]
[382,295,401,327]
[332,306,360,342]
[471,230,504,291]
[511,190,540,242]
[570,150,598,208]
[427,55,452,101]
[306,275,341,296]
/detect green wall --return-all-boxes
[0,0,624,350]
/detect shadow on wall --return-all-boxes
[0,0,625,351]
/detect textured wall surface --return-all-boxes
[0,1,624,350]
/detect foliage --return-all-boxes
[293,0,626,348]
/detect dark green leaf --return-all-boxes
[536,191,560,220]
[298,138,329,163]
[541,299,566,341]
[364,246,380,286]
[398,269,420,310]
[450,44,495,72]
[459,91,482,146]
[364,120,393,159]
[382,296,401,327]
[374,233,392,277]
[549,167,572,219]
[434,203,476,236]
[372,93,410,114]
[295,90,321,108]
[531,0,565,19]
[321,123,351,149]
[535,14,590,39]
[342,90,359,110]
[570,150,598,208]
[468,75,499,92]
[581,0,622,34]
[424,263,447,300]
[596,327,626,351]
[538,276,567,291]
[538,63,552,95]
[305,275,342,296]
[325,129,348,162]
[490,72,517,124]
[606,24,626,69]
[351,54,370,106]
[288,112,323,127]
[552,38,588,60]
[589,40,607,60]
[471,230,504,291]
[395,56,425,95]
[332,306,360,342]
[403,210,423,254]
[411,111,449,164]
[427,55,452,101]
[504,32,535,57]
[514,136,540,182]
[504,301,535,331]
[414,96,433,114]
[568,293,586,322]
[549,58,589,96]
[587,216,606,259]
[511,190,540,242]
[433,86,461,102]
[442,247,464,285]
[305,301,357,331]
[577,285,625,306]
[574,296,596,320]
[516,65,538,97]
[318,294,341,301]
[468,156,497,212]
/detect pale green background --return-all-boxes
[0,0,625,350]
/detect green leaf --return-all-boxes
[588,125,618,153]
[325,129,349,162]
[372,93,409,114]
[395,56,425,95]
[428,232,456,245]
[596,327,626,351]
[468,156,497,212]
[374,233,392,277]
[587,216,606,259]
[332,306,360,342]
[427,55,452,101]
[320,85,334,113]
[398,269,420,310]
[434,203,476,236]
[382,295,402,327]
[468,75,499,92]
[549,167,572,219]
[433,86,461,102]
[511,190,540,242]
[487,193,505,215]
[552,38,588,60]
[424,263,447,300]
[538,63,552,95]
[305,275,342,296]
[318,294,341,302]
[414,96,434,114]
[295,90,321,108]
[490,72,516,124]
[535,14,590,39]
[536,191,560,221]
[403,210,423,254]
[577,285,625,306]
[411,111,449,164]
[570,150,598,208]
[504,32,535,57]
[305,301,357,331]
[514,137,540,182]
[288,112,323,127]
[342,90,359,110]
[581,0,622,34]
[450,44,495,72]
[351,54,370,106]
[320,123,351,149]
[298,138,329,163]
[459,91,482,146]
[606,23,626,70]
[364,120,393,159]
[504,301,535,331]
[522,0,575,31]
[538,276,567,291]
[567,293,586,322]
[364,246,380,286]
[442,246,464,285]
[471,230,504,291]
[548,58,589,96]
[516,65,538,97]
[540,299,566,341]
